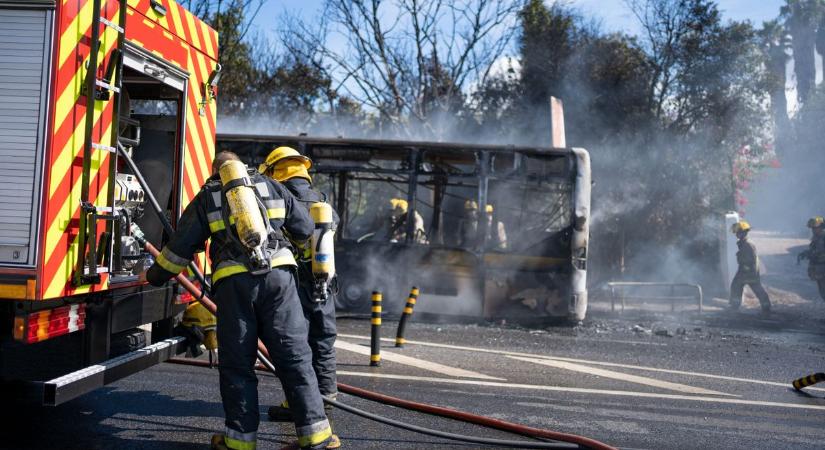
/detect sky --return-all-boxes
[251,0,787,39]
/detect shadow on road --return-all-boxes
[0,387,222,449]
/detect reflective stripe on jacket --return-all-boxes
[146,170,313,287]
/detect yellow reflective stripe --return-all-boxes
[404,307,414,314]
[212,253,298,283]
[209,220,226,233]
[371,306,381,313]
[371,318,382,325]
[224,436,256,450]
[267,208,286,219]
[212,264,247,283]
[157,250,189,274]
[370,354,381,362]
[296,426,332,448]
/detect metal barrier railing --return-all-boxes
[606,282,703,313]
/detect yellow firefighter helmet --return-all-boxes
[390,198,408,213]
[258,146,311,176]
[485,204,494,213]
[464,200,478,211]
[731,220,751,234]
[808,216,825,229]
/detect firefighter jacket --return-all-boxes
[146,170,313,287]
[735,238,760,282]
[808,234,825,280]
[390,211,427,243]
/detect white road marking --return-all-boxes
[336,370,825,412]
[506,355,734,396]
[338,333,825,393]
[335,339,504,380]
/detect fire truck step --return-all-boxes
[94,78,120,93]
[99,16,124,34]
[38,336,185,406]
[92,142,116,153]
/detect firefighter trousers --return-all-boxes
[297,280,338,399]
[729,273,771,311]
[215,269,331,448]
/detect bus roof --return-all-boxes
[216,133,575,157]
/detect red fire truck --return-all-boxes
[0,0,218,405]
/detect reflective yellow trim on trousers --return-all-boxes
[225,436,256,450]
[296,426,332,448]
[371,318,382,325]
[212,254,297,284]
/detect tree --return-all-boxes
[781,0,825,105]
[759,20,791,154]
[286,0,524,138]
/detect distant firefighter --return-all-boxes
[388,198,427,243]
[485,204,508,251]
[799,216,825,301]
[457,200,480,248]
[729,221,771,312]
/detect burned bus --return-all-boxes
[218,134,591,323]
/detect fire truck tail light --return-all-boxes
[13,304,86,344]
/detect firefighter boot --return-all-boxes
[278,436,337,450]
[268,400,294,422]
[212,434,257,450]
[210,434,229,450]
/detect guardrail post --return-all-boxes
[370,291,382,367]
[396,286,418,348]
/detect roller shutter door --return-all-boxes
[0,6,52,265]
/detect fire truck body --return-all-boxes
[0,0,217,403]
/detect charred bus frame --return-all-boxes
[218,134,591,324]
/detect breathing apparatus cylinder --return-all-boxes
[310,202,335,301]
[219,161,269,268]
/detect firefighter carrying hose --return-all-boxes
[729,220,772,312]
[140,151,333,450]
[799,216,825,301]
[258,146,342,449]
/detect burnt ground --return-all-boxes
[3,232,825,450]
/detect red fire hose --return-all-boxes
[145,242,615,449]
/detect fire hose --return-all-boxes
[119,145,616,449]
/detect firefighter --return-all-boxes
[457,200,480,248]
[258,147,341,449]
[799,216,825,301]
[485,204,508,251]
[141,151,332,450]
[388,197,427,243]
[729,220,771,312]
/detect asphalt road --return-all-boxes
[3,308,825,450]
[4,233,825,450]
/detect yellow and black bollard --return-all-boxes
[792,373,825,390]
[370,291,382,367]
[395,286,419,348]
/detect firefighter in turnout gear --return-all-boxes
[388,198,427,243]
[729,220,772,312]
[457,200,480,248]
[258,147,342,449]
[799,216,825,301]
[485,204,508,251]
[143,151,332,450]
